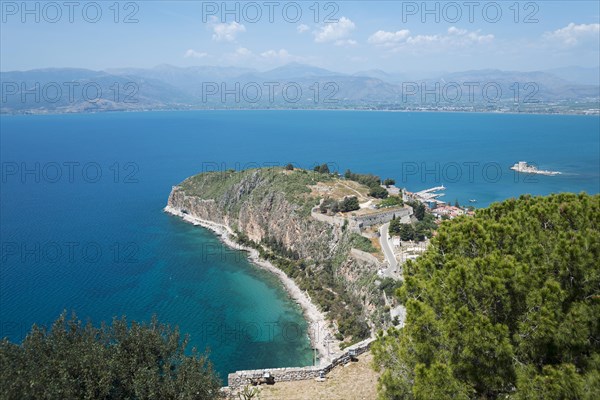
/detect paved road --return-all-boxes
[379,223,406,326]
[379,223,398,278]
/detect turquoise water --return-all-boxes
[1,111,598,379]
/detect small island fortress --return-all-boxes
[511,161,561,176]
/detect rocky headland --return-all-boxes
[165,167,407,363]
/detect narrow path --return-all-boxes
[339,182,367,200]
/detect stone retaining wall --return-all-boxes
[350,248,382,266]
[227,366,322,390]
[226,338,375,390]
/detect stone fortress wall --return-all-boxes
[353,206,413,228]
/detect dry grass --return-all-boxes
[369,238,384,261]
[256,352,380,400]
[309,180,371,202]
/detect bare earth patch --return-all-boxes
[256,352,380,400]
[309,180,371,202]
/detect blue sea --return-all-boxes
[1,111,599,379]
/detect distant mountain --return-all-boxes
[0,68,193,113]
[258,62,340,79]
[1,64,598,113]
[108,64,257,84]
[352,69,410,84]
[431,69,600,102]
[545,66,600,86]
[105,64,258,99]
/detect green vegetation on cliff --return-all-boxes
[180,167,329,216]
[373,193,600,399]
[181,168,327,202]
[0,313,221,399]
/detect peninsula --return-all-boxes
[163,165,487,395]
[164,166,414,363]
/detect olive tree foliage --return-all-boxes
[373,193,600,399]
[0,313,223,400]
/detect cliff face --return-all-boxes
[167,170,337,261]
[167,168,391,338]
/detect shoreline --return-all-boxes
[163,205,340,367]
[4,108,599,118]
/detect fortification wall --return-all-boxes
[353,206,412,228]
[310,209,361,233]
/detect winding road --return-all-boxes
[379,222,406,327]
[379,222,398,278]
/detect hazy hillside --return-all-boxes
[1,63,598,113]
[546,66,600,86]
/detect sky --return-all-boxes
[1,0,599,73]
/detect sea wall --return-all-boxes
[226,337,375,391]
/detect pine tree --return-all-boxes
[373,193,600,399]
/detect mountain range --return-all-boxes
[1,63,598,114]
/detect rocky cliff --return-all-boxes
[167,169,335,261]
[166,168,394,342]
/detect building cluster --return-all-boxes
[431,205,467,219]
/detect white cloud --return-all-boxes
[335,39,357,47]
[314,17,355,43]
[405,34,439,46]
[210,18,246,42]
[368,26,493,50]
[297,24,310,34]
[184,49,208,59]
[447,26,468,36]
[220,47,253,64]
[544,23,600,46]
[368,30,410,46]
[235,47,252,57]
[444,26,494,45]
[260,49,291,60]
[223,47,303,65]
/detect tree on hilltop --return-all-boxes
[314,163,330,174]
[369,185,389,199]
[407,201,426,220]
[340,196,360,212]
